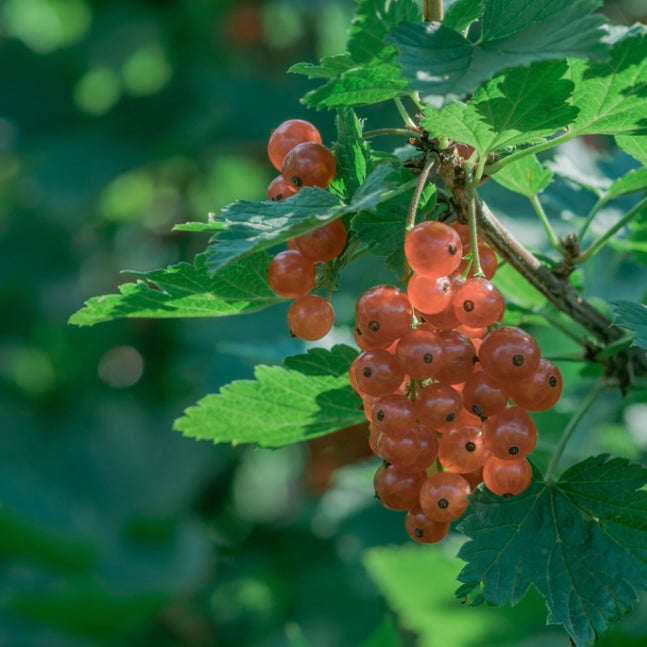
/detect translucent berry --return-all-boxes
[415,382,463,429]
[508,358,563,411]
[406,273,453,314]
[355,285,413,346]
[353,349,404,397]
[281,142,336,189]
[267,249,315,298]
[479,326,541,383]
[405,221,463,278]
[287,295,334,341]
[433,330,478,385]
[482,456,532,497]
[395,328,445,380]
[267,175,298,202]
[374,463,426,511]
[370,393,416,438]
[458,244,498,279]
[405,506,450,543]
[295,219,347,263]
[452,277,505,328]
[419,471,471,522]
[438,425,488,474]
[461,371,510,420]
[482,406,537,460]
[267,119,322,170]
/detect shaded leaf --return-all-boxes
[421,60,577,156]
[443,0,483,33]
[491,155,553,197]
[205,188,343,274]
[391,0,605,107]
[457,456,647,647]
[610,300,647,350]
[68,252,281,326]
[174,345,363,448]
[567,25,647,138]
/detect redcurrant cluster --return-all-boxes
[349,220,563,544]
[264,119,346,341]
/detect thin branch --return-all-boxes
[529,194,563,253]
[544,378,608,482]
[576,194,647,264]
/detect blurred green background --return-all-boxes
[2,1,647,646]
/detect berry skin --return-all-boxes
[267,119,322,170]
[405,506,450,543]
[355,285,413,346]
[353,349,404,397]
[405,221,463,278]
[406,273,453,314]
[370,393,416,438]
[419,471,471,522]
[482,406,537,460]
[267,249,315,298]
[287,295,334,341]
[457,244,498,279]
[370,425,421,468]
[267,175,298,202]
[415,381,463,429]
[374,463,426,511]
[478,326,541,383]
[282,142,336,189]
[482,456,532,497]
[461,371,510,420]
[295,219,347,263]
[432,330,478,385]
[438,425,488,474]
[508,358,563,411]
[395,328,445,380]
[452,277,505,328]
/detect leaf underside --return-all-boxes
[456,456,647,647]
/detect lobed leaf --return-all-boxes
[610,300,647,351]
[391,0,605,108]
[567,25,647,138]
[68,252,281,326]
[616,135,647,165]
[204,188,343,275]
[174,345,364,448]
[421,60,578,156]
[457,455,647,647]
[491,155,554,197]
[291,0,420,109]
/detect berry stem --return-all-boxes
[474,198,619,345]
[544,378,608,483]
[529,194,563,253]
[363,127,419,139]
[467,194,483,277]
[575,194,647,265]
[484,130,574,175]
[394,97,418,130]
[406,156,437,233]
[423,0,444,21]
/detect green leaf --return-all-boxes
[174,345,364,448]
[391,0,605,107]
[329,108,373,202]
[68,252,281,326]
[443,0,483,33]
[491,155,553,197]
[292,0,420,109]
[456,456,647,647]
[604,167,647,201]
[299,63,408,110]
[205,188,342,275]
[616,135,647,165]
[421,60,578,156]
[610,300,647,350]
[351,167,435,272]
[347,0,421,65]
[567,26,647,138]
